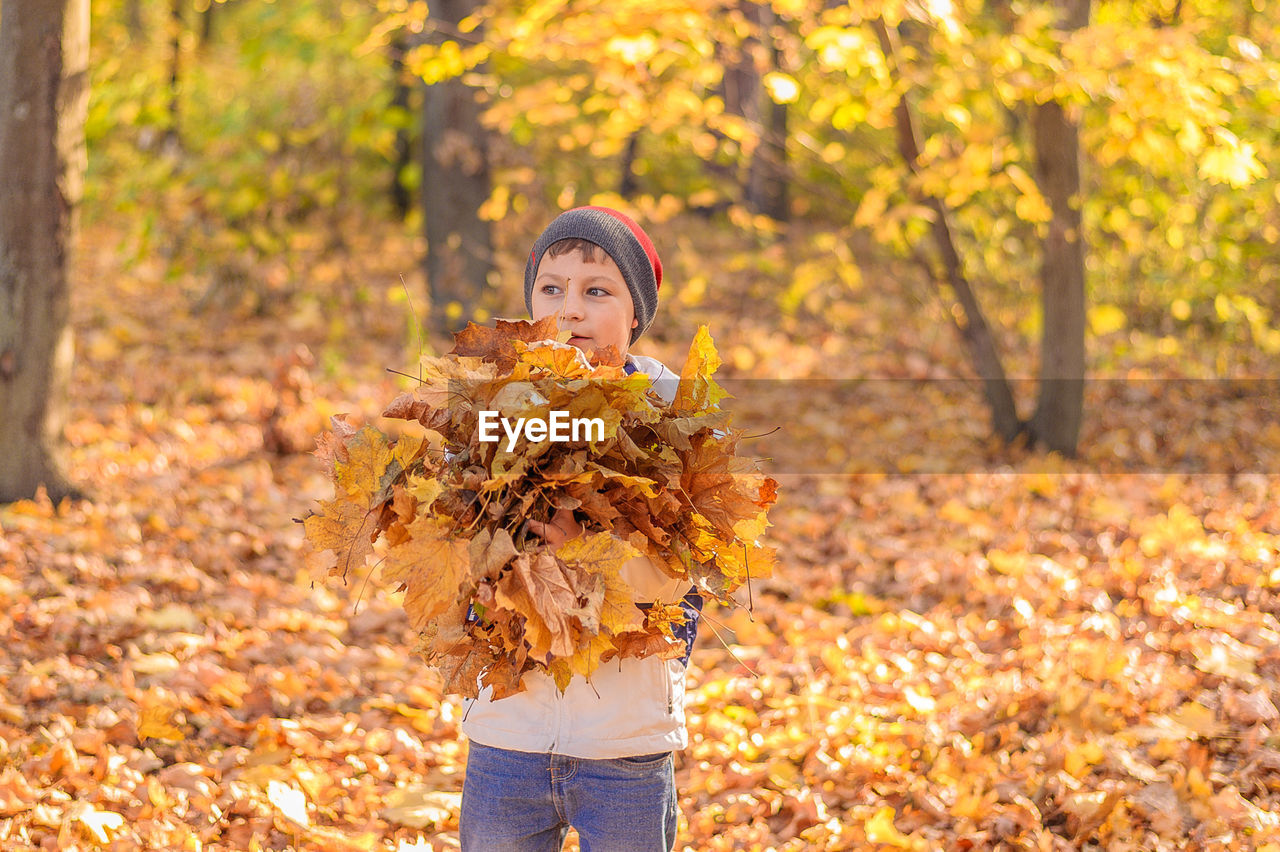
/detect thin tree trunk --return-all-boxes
[748,4,789,221]
[619,132,641,198]
[0,0,89,502]
[871,18,1022,442]
[759,37,789,222]
[166,0,183,150]
[421,0,493,330]
[1029,0,1090,454]
[724,1,767,214]
[389,33,414,219]
[200,0,215,45]
[126,0,145,39]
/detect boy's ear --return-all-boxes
[631,318,638,328]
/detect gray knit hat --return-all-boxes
[523,206,663,344]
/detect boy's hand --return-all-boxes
[526,508,583,548]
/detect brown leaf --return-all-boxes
[479,649,529,700]
[314,414,356,474]
[468,527,519,583]
[679,432,776,540]
[435,643,488,699]
[495,550,579,662]
[450,315,562,370]
[384,485,418,547]
[589,344,626,368]
[556,533,644,635]
[381,390,452,432]
[610,629,685,662]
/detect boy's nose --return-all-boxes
[560,287,586,321]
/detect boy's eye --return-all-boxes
[539,284,562,296]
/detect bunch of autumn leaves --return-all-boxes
[305,317,777,698]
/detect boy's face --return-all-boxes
[530,249,638,357]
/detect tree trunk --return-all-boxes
[126,0,145,39]
[1029,0,1090,455]
[871,18,1023,443]
[748,5,789,222]
[165,0,183,150]
[0,0,89,502]
[619,132,641,198]
[726,2,763,210]
[421,0,493,330]
[389,33,415,220]
[200,0,216,46]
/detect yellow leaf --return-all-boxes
[515,339,593,378]
[407,473,443,508]
[732,510,770,544]
[938,499,977,525]
[587,464,658,497]
[138,702,185,742]
[391,432,425,469]
[381,519,470,631]
[557,533,643,635]
[548,632,616,691]
[1199,137,1266,188]
[336,426,394,498]
[864,806,913,848]
[644,602,688,641]
[674,325,727,413]
[1064,740,1105,778]
[1166,700,1223,738]
[304,494,379,580]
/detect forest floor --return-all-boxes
[3,215,1280,851]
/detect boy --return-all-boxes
[458,207,702,851]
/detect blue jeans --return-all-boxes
[460,741,678,851]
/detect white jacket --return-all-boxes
[461,354,694,759]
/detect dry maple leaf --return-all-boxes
[450,315,563,370]
[556,532,644,635]
[513,339,594,379]
[336,426,396,498]
[380,519,470,631]
[303,495,380,581]
[495,550,581,662]
[313,414,356,475]
[435,643,488,700]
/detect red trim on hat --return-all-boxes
[582,206,662,291]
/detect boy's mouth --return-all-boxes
[567,335,590,347]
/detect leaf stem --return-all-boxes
[697,607,762,679]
